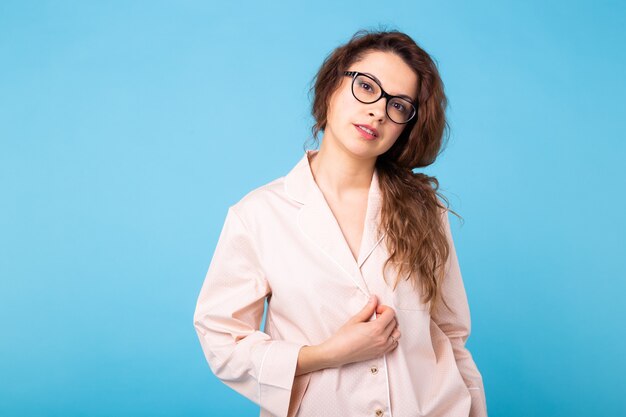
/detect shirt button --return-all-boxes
[370,365,379,375]
[375,409,384,417]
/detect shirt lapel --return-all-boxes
[284,150,387,296]
[357,168,386,269]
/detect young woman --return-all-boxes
[194,29,488,417]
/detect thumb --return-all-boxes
[349,295,378,323]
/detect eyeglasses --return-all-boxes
[343,71,417,124]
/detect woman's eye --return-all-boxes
[393,102,406,112]
[359,82,373,92]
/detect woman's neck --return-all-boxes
[308,145,375,201]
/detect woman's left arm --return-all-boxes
[431,209,488,417]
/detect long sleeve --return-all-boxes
[431,209,488,417]
[193,206,306,417]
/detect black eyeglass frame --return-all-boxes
[343,71,418,125]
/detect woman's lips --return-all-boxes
[354,124,378,140]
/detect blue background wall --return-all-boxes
[1,1,624,416]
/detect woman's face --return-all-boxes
[323,50,418,161]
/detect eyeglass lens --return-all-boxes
[352,74,415,123]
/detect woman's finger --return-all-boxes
[382,318,397,338]
[391,327,401,340]
[384,333,399,352]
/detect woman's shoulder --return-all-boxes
[228,174,297,226]
[233,174,284,204]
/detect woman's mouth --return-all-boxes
[354,124,378,140]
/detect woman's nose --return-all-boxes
[367,99,387,121]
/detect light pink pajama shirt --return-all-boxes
[193,149,488,417]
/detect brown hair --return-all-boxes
[306,28,463,315]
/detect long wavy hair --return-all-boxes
[306,28,463,315]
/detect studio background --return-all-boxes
[1,1,624,416]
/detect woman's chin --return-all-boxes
[342,141,382,160]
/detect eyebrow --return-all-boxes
[363,72,416,103]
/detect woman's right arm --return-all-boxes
[193,207,305,417]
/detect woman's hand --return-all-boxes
[319,295,401,368]
[295,295,401,375]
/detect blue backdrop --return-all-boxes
[1,1,624,416]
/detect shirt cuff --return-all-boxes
[258,340,306,417]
